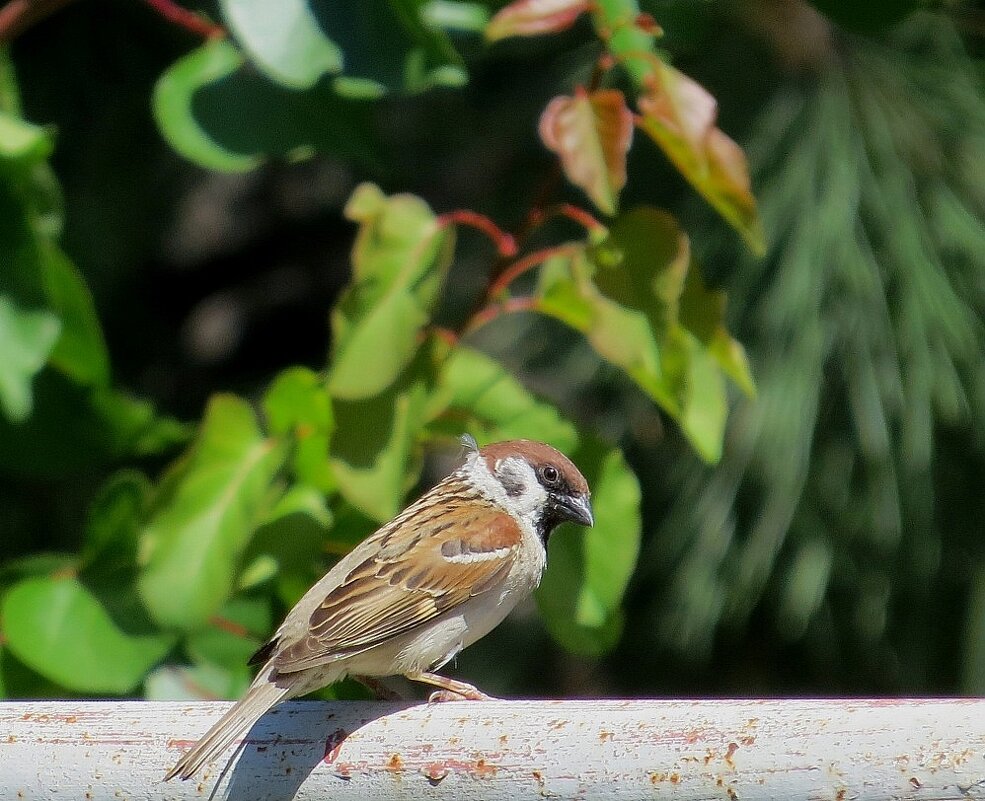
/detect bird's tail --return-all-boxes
[164,674,291,781]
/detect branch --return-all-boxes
[141,0,224,39]
[0,0,76,44]
[2,699,982,800]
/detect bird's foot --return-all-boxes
[407,671,497,702]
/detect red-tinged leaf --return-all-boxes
[540,89,634,217]
[636,62,765,255]
[486,0,590,41]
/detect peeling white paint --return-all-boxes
[1,699,984,800]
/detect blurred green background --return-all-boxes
[1,0,984,703]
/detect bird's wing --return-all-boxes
[271,500,522,673]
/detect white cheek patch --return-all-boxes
[462,452,548,534]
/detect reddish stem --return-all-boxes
[431,326,459,347]
[553,203,606,235]
[438,210,517,258]
[0,0,76,43]
[142,0,224,38]
[485,242,583,303]
[464,297,539,336]
[209,615,250,638]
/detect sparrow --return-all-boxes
[165,436,593,781]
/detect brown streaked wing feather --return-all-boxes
[273,502,522,673]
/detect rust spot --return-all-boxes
[6,735,15,743]
[387,753,404,772]
[532,769,544,787]
[423,763,449,785]
[910,777,922,789]
[499,734,509,745]
[474,758,494,778]
[323,728,349,765]
[717,777,725,787]
[670,773,681,784]
[836,789,846,801]
[725,742,739,769]
[334,762,352,779]
[599,730,613,743]
[726,788,738,801]
[650,772,666,784]
[740,736,755,747]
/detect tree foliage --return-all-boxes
[1,0,982,702]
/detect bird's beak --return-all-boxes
[556,493,594,527]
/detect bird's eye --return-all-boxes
[540,465,560,486]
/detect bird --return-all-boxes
[164,435,593,781]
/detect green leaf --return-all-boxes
[263,366,335,491]
[144,663,246,701]
[184,597,270,678]
[434,344,578,450]
[315,0,466,94]
[81,470,152,572]
[635,61,765,255]
[0,296,61,422]
[486,0,589,41]
[153,40,259,172]
[1,577,175,694]
[422,1,490,32]
[328,183,455,399]
[0,376,189,477]
[154,39,380,172]
[535,244,732,461]
[537,438,641,655]
[679,262,755,398]
[242,484,335,601]
[221,0,344,89]
[0,111,53,162]
[40,244,111,388]
[330,346,438,520]
[137,395,288,630]
[539,89,634,216]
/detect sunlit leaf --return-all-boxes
[263,366,335,491]
[636,62,764,254]
[328,184,454,399]
[434,344,578,450]
[679,263,755,397]
[330,346,439,520]
[486,0,589,41]
[534,244,731,461]
[0,296,60,422]
[2,577,175,694]
[539,89,634,216]
[0,111,52,161]
[137,395,287,629]
[537,438,641,655]
[221,0,344,89]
